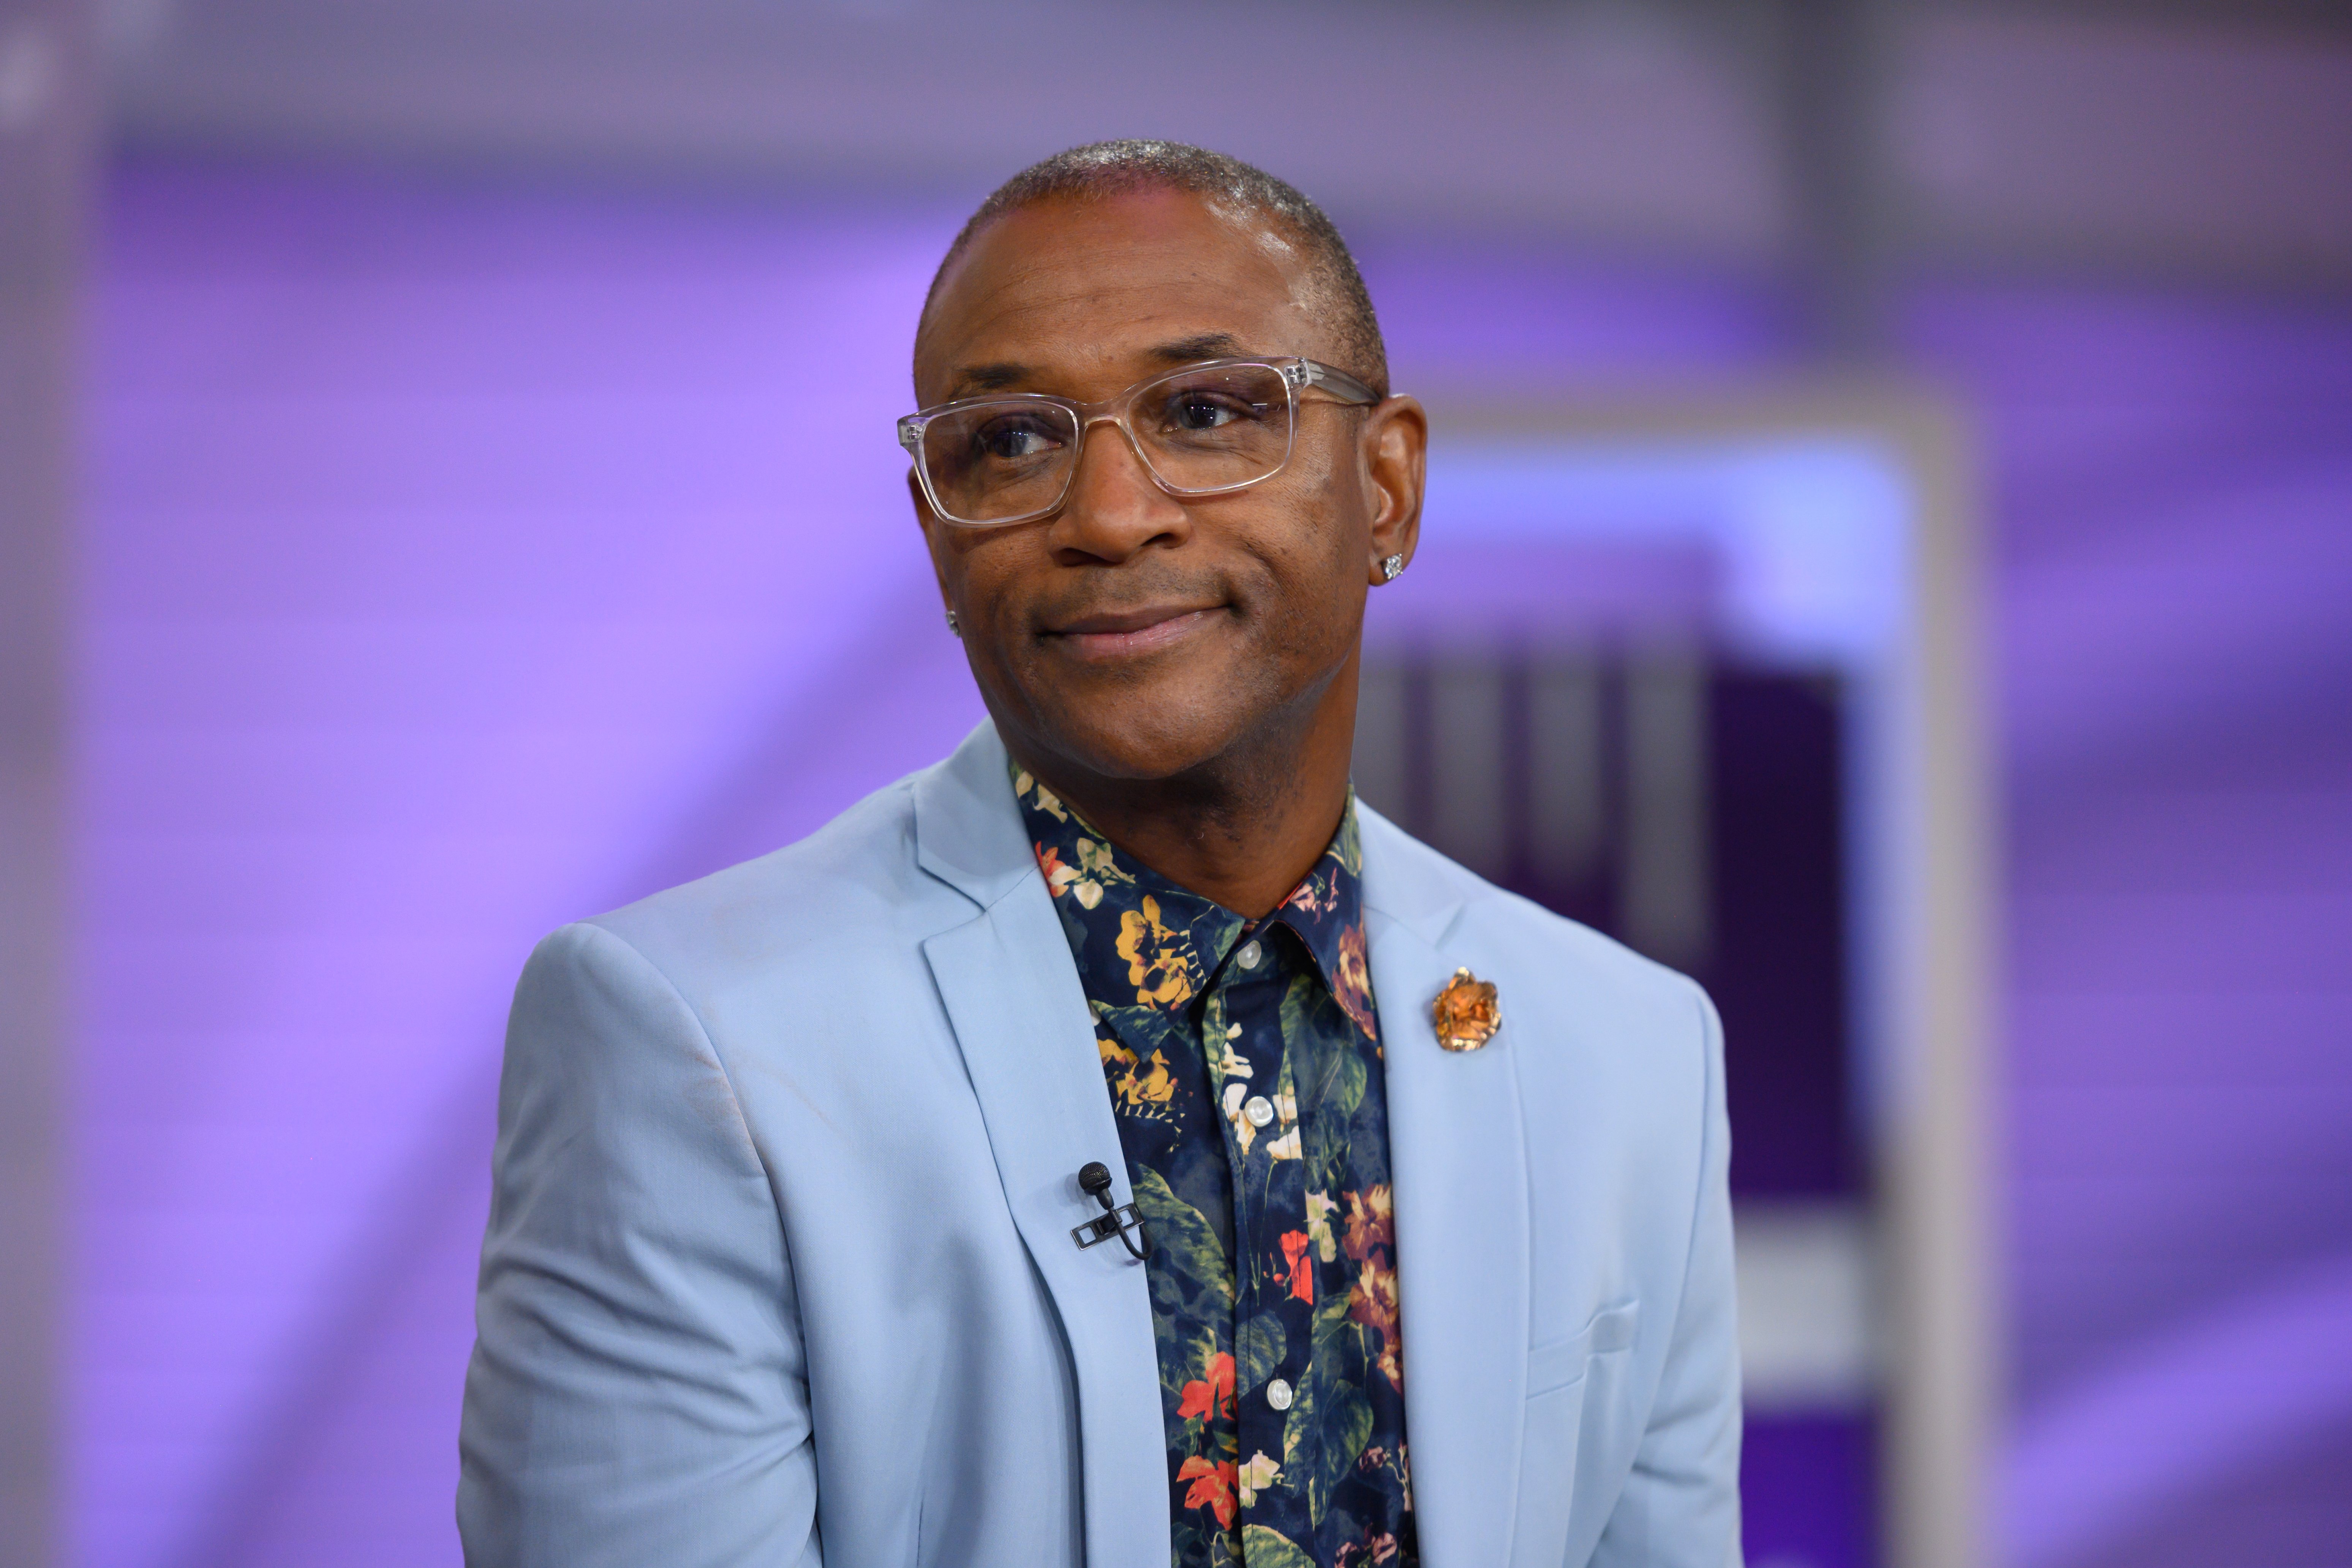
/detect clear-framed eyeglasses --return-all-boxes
[897,356,1381,528]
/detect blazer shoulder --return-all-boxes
[1465,882,1707,1020]
[1360,802,1714,1047]
[570,770,957,994]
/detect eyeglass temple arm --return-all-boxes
[1291,359,1382,405]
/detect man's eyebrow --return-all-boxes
[948,361,1035,394]
[1149,332,1249,364]
[943,335,1254,398]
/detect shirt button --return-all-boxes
[1243,1095,1275,1127]
[1236,939,1262,970]
[1266,1378,1294,1411]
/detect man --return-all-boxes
[460,141,1739,1568]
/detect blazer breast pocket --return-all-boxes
[1514,1302,1639,1568]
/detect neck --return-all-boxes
[1009,659,1359,920]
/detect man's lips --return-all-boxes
[1042,604,1223,659]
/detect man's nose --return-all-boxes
[1046,419,1191,563]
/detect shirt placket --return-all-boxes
[1209,926,1315,1534]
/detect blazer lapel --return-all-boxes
[1361,808,1532,1568]
[912,724,1168,1568]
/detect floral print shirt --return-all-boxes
[1012,762,1417,1568]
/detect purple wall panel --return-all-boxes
[1358,228,1803,383]
[1902,283,2352,1566]
[1740,1415,1876,1568]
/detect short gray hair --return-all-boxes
[920,139,1389,396]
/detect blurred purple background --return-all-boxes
[12,4,2352,1567]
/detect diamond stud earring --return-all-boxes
[1380,554,1406,582]
[944,609,961,637]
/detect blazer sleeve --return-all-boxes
[458,922,820,1568]
[1590,983,1744,1567]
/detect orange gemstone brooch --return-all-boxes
[1431,967,1502,1052]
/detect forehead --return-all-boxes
[915,188,1329,401]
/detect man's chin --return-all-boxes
[1017,698,1249,788]
[993,644,1311,787]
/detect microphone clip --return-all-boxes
[1071,1160,1150,1261]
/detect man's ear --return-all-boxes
[1361,395,1427,586]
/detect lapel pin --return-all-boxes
[1431,967,1502,1052]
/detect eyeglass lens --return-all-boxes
[918,363,1293,524]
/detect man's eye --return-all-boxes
[976,422,1062,460]
[1176,397,1238,430]
[1168,394,1265,432]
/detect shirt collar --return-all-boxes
[1008,758,1377,1040]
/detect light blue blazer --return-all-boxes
[459,721,1740,1567]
